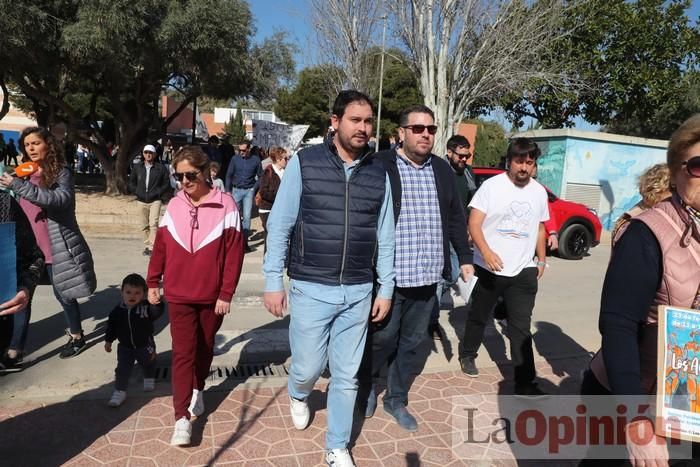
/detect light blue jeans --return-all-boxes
[232,187,254,235]
[287,282,372,449]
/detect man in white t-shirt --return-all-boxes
[459,138,549,396]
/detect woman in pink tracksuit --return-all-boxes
[147,145,244,446]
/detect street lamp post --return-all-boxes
[191,97,197,144]
[375,8,388,143]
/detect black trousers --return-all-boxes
[461,265,538,386]
[363,284,437,409]
[114,343,156,391]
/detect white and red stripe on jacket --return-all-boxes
[147,188,245,304]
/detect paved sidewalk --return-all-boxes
[1,356,586,466]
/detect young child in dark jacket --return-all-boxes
[105,273,165,407]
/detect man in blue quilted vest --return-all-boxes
[262,90,395,467]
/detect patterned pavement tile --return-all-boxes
[0,356,591,466]
[127,457,158,467]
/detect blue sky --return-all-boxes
[250,0,700,131]
[250,0,700,51]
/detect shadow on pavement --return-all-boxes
[0,348,171,467]
[0,313,294,466]
[197,315,293,465]
[494,320,591,467]
[21,285,170,370]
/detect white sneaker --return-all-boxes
[188,389,204,417]
[143,378,155,392]
[170,417,192,446]
[325,449,356,467]
[108,390,127,407]
[289,396,310,430]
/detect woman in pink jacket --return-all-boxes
[147,145,245,446]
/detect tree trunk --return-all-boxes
[0,78,9,122]
[112,125,149,194]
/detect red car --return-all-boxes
[472,167,602,260]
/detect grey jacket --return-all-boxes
[10,168,97,300]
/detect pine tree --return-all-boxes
[224,102,247,143]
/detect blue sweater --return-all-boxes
[225,155,263,191]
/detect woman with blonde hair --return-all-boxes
[581,115,700,465]
[147,145,244,446]
[0,127,96,363]
[611,163,672,246]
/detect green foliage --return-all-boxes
[604,70,700,139]
[275,65,338,138]
[275,48,422,141]
[363,48,423,140]
[502,0,699,138]
[464,119,508,168]
[224,102,247,143]
[250,31,298,99]
[0,0,295,193]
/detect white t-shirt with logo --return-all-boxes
[469,172,549,277]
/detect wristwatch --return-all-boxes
[548,231,558,237]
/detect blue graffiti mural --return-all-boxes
[537,136,666,230]
[537,139,566,197]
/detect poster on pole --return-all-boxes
[251,120,308,151]
[656,304,700,442]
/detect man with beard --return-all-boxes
[428,135,477,338]
[459,137,549,396]
[360,105,473,431]
[446,134,478,209]
[263,90,395,467]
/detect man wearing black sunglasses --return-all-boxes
[427,134,477,339]
[360,105,473,432]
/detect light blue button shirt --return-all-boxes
[263,153,395,304]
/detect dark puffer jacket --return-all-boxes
[10,168,97,300]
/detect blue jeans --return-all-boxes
[287,283,372,449]
[9,303,30,352]
[430,245,460,324]
[232,187,254,235]
[369,284,437,409]
[48,265,83,335]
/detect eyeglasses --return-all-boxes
[402,125,438,135]
[173,170,201,182]
[455,152,472,159]
[284,156,291,161]
[681,156,700,177]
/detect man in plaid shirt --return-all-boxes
[360,105,474,432]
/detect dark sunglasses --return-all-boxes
[173,170,201,182]
[402,124,438,135]
[681,156,700,177]
[455,152,472,159]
